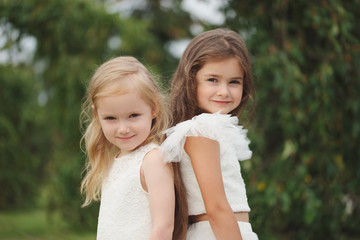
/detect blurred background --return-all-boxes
[0,0,359,239]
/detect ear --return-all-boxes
[92,104,97,114]
[152,106,159,119]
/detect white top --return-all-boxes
[161,113,252,215]
[97,143,158,240]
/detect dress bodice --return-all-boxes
[161,113,252,215]
[97,143,158,240]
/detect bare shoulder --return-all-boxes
[141,147,173,191]
[185,136,219,154]
[185,136,218,144]
[142,147,167,168]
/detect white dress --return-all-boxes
[161,113,258,240]
[97,143,158,240]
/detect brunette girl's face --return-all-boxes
[196,57,244,114]
[96,92,155,157]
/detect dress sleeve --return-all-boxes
[231,125,253,161]
[160,113,252,162]
[159,118,197,163]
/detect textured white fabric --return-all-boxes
[161,112,252,215]
[96,143,158,240]
[188,221,258,240]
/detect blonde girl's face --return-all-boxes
[196,57,244,114]
[96,92,155,157]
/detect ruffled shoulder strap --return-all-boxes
[160,112,252,162]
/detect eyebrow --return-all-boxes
[98,112,115,117]
[203,73,243,80]
[203,74,219,78]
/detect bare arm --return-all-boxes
[141,148,175,240]
[185,136,242,240]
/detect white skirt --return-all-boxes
[187,221,258,240]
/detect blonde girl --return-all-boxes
[161,28,258,239]
[80,56,187,240]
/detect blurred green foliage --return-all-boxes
[0,0,359,239]
[0,64,48,209]
[225,0,360,239]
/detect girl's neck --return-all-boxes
[115,141,151,158]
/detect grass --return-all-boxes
[0,209,96,240]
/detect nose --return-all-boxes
[217,83,230,97]
[118,121,130,134]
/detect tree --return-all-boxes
[224,0,360,239]
[0,64,49,209]
[3,0,358,238]
[0,0,194,230]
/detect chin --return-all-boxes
[217,110,229,114]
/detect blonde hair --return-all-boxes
[80,56,188,239]
[80,56,168,206]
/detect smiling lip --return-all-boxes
[117,136,134,141]
[213,100,231,104]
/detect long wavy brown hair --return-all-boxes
[80,56,187,240]
[169,28,256,126]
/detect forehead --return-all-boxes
[197,57,244,76]
[99,76,135,94]
[96,92,151,112]
[96,76,149,103]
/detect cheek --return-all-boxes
[196,85,208,102]
[136,119,152,133]
[232,88,243,103]
[99,120,106,129]
[100,123,113,136]
[195,91,203,107]
[235,86,243,97]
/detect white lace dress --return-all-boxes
[96,143,158,240]
[161,113,258,240]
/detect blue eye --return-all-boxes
[230,80,241,84]
[208,78,217,82]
